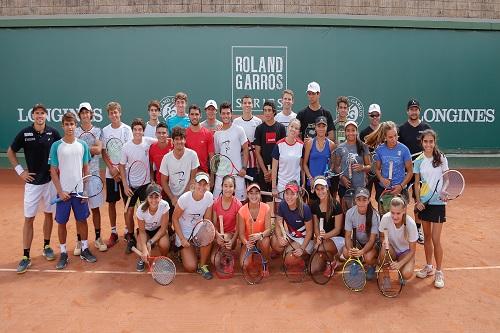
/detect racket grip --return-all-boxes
[50,197,62,205]
[125,196,132,210]
[260,191,272,196]
[114,180,118,192]
[131,246,143,257]
[244,175,254,181]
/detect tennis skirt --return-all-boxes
[418,204,446,223]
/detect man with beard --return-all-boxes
[185,104,214,174]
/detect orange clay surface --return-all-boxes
[1,169,499,332]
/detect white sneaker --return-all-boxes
[94,238,108,252]
[73,241,82,256]
[434,271,445,288]
[416,265,435,279]
[417,227,425,244]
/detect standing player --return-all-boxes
[144,100,161,138]
[149,122,173,188]
[275,89,297,128]
[166,92,190,136]
[49,112,96,269]
[172,172,214,279]
[7,103,61,273]
[185,104,214,173]
[333,96,350,144]
[360,103,382,195]
[254,100,287,196]
[296,81,334,141]
[398,98,431,244]
[160,127,199,209]
[120,118,157,254]
[101,101,133,247]
[213,102,249,202]
[74,102,107,255]
[200,99,222,133]
[233,95,262,181]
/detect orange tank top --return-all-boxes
[239,203,269,239]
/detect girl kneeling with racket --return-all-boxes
[413,129,449,288]
[135,184,171,272]
[343,187,380,280]
[172,172,214,280]
[378,196,418,282]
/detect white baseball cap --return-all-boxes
[204,100,218,110]
[313,177,328,188]
[368,103,381,115]
[344,120,358,129]
[78,102,92,113]
[306,81,321,93]
[195,173,210,183]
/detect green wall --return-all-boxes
[1,17,499,152]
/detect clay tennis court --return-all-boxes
[1,169,499,332]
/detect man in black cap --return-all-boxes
[398,98,431,244]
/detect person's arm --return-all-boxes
[414,173,425,211]
[119,163,132,197]
[239,142,249,177]
[375,158,390,189]
[237,212,249,246]
[101,145,120,182]
[360,232,377,256]
[203,204,212,220]
[7,146,35,183]
[161,173,177,207]
[392,159,413,195]
[149,211,169,246]
[255,145,267,177]
[296,219,313,256]
[172,204,189,247]
[271,157,279,197]
[302,140,314,186]
[50,166,70,202]
[90,139,102,157]
[137,218,149,257]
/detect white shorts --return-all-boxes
[328,236,345,253]
[288,234,314,255]
[24,182,56,218]
[213,174,246,202]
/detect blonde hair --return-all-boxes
[390,196,409,241]
[287,118,301,134]
[106,101,121,114]
[364,121,397,149]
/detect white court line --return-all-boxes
[1,265,499,275]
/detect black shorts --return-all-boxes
[127,184,149,208]
[106,178,127,204]
[418,204,446,223]
[256,171,273,202]
[146,227,161,240]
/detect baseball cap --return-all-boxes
[355,187,370,198]
[246,183,261,192]
[284,183,299,193]
[313,177,328,188]
[344,120,358,129]
[146,184,162,196]
[78,102,92,113]
[306,81,320,93]
[195,172,210,183]
[407,99,420,109]
[368,103,381,115]
[315,116,328,125]
[204,99,218,110]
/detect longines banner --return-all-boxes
[1,25,499,151]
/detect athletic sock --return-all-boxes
[81,240,88,251]
[95,229,101,240]
[43,239,50,247]
[111,226,117,235]
[426,264,433,269]
[77,234,82,241]
[124,227,129,234]
[24,248,30,258]
[60,244,67,253]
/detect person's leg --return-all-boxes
[181,247,198,273]
[158,234,170,256]
[105,178,120,247]
[270,234,285,254]
[432,222,445,288]
[198,243,213,279]
[399,253,416,281]
[22,217,35,257]
[73,198,95,263]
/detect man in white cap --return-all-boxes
[74,102,107,255]
[296,81,334,141]
[200,99,222,133]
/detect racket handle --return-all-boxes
[131,246,143,257]
[219,215,224,235]
[125,196,132,210]
[319,218,324,232]
[50,197,62,205]
[244,175,254,181]
[114,180,118,192]
[260,191,272,196]
[388,161,393,180]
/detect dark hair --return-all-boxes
[131,118,145,131]
[174,92,188,102]
[141,184,161,212]
[313,176,337,225]
[242,95,252,101]
[156,122,167,131]
[32,103,47,114]
[61,111,77,124]
[336,96,349,108]
[419,129,443,168]
[365,201,375,236]
[148,100,160,110]
[188,104,201,115]
[171,127,186,140]
[263,100,277,115]
[285,180,305,219]
[219,102,232,113]
[221,175,236,196]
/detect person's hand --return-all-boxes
[272,188,279,198]
[171,197,178,207]
[238,168,247,178]
[293,247,304,257]
[111,167,121,182]
[19,171,36,183]
[264,169,272,182]
[224,238,232,250]
[216,232,225,246]
[279,236,288,247]
[390,185,402,195]
[124,185,133,197]
[381,177,391,189]
[352,163,364,172]
[181,238,190,248]
[341,176,352,188]
[415,201,425,211]
[390,261,401,271]
[58,191,71,202]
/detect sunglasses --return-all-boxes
[369,114,380,118]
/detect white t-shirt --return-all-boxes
[271,138,304,192]
[413,153,449,205]
[120,137,157,188]
[275,111,297,128]
[136,200,170,231]
[379,213,418,254]
[102,123,133,178]
[344,206,380,245]
[75,126,102,175]
[144,122,157,138]
[213,124,247,174]
[159,148,199,197]
[233,116,262,169]
[176,191,213,238]
[49,139,91,192]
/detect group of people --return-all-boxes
[9,81,449,288]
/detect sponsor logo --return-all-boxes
[160,96,177,122]
[423,108,495,123]
[347,96,365,126]
[17,107,103,123]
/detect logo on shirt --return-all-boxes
[160,96,177,122]
[222,140,231,154]
[347,96,365,127]
[174,171,185,184]
[24,132,34,137]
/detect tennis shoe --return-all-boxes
[197,264,213,280]
[366,266,376,280]
[16,256,31,274]
[94,238,108,252]
[417,227,425,244]
[42,245,56,261]
[136,259,145,272]
[106,233,119,248]
[416,265,435,279]
[56,253,69,270]
[323,261,338,278]
[80,248,97,263]
[73,241,82,256]
[434,271,445,288]
[125,235,136,255]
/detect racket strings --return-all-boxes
[343,260,366,291]
[106,139,123,164]
[81,175,104,198]
[128,162,148,188]
[151,258,176,285]
[243,252,264,284]
[215,249,235,277]
[192,221,216,247]
[211,155,232,174]
[377,266,402,297]
[441,171,465,199]
[309,251,332,284]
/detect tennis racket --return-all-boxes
[309,218,334,285]
[242,212,265,285]
[210,153,253,181]
[342,227,367,292]
[377,228,403,298]
[106,137,124,192]
[214,216,235,279]
[342,188,356,212]
[131,246,176,286]
[187,219,216,247]
[78,130,97,149]
[368,151,377,178]
[378,160,395,215]
[51,174,104,205]
[279,221,306,283]
[124,160,149,210]
[412,169,465,205]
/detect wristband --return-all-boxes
[147,239,153,247]
[15,165,24,176]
